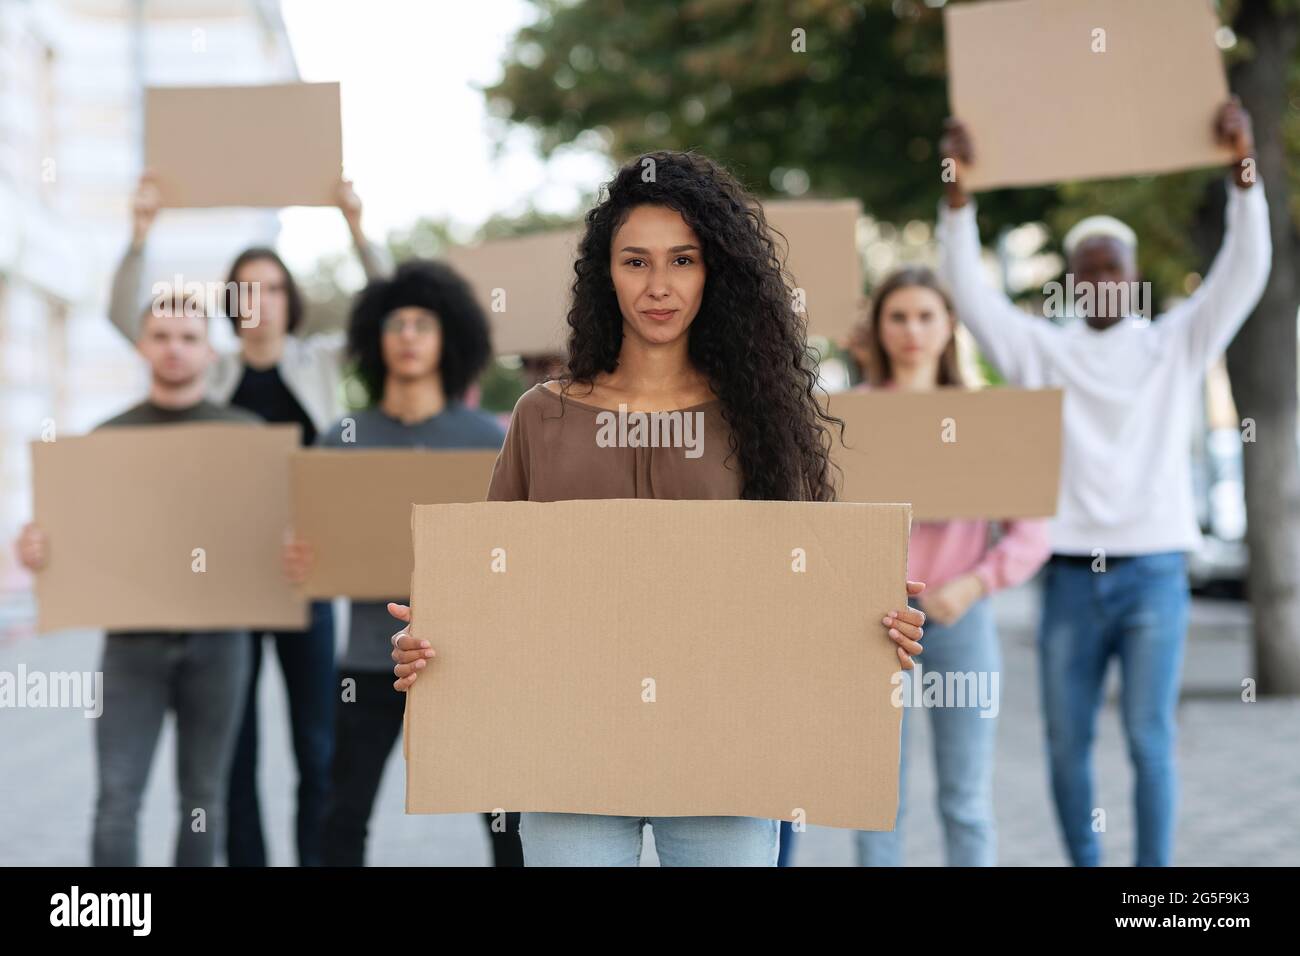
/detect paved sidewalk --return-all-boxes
[1,584,1296,866]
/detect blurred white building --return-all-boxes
[0,0,297,625]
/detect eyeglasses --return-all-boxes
[381,313,439,336]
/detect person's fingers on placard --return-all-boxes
[885,623,923,657]
[940,117,973,163]
[15,523,46,571]
[281,536,312,585]
[894,603,926,631]
[392,663,420,692]
[388,603,433,667]
[897,645,915,670]
[392,633,433,666]
[906,579,926,598]
[337,178,362,220]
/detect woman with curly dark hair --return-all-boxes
[388,151,927,866]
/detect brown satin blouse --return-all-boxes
[486,383,743,502]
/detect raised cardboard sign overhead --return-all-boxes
[30,424,304,632]
[404,499,909,830]
[825,388,1062,519]
[945,0,1232,191]
[445,199,863,356]
[145,82,343,207]
[291,448,500,599]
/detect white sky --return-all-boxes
[275,0,610,274]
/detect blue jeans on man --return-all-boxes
[1038,551,1190,867]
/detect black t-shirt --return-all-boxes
[229,364,316,446]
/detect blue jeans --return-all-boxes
[520,813,779,866]
[856,597,1001,866]
[226,600,337,867]
[1038,552,1190,867]
[778,820,797,866]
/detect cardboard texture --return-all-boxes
[30,424,305,632]
[404,499,910,830]
[145,82,343,208]
[825,388,1062,519]
[444,230,581,357]
[767,199,865,346]
[290,448,500,598]
[445,199,863,355]
[945,0,1232,191]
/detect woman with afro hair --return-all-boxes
[283,259,521,866]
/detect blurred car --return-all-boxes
[1189,426,1248,597]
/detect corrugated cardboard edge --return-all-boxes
[403,503,415,771]
[895,502,913,830]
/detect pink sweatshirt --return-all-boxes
[909,517,1050,594]
[851,383,1051,593]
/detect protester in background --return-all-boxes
[853,266,1050,867]
[107,172,392,866]
[15,294,258,866]
[937,97,1270,866]
[283,259,523,866]
[389,150,928,866]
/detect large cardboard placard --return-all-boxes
[145,82,343,207]
[825,388,1062,519]
[404,499,909,830]
[445,199,863,355]
[30,424,304,632]
[291,448,500,598]
[945,0,1232,191]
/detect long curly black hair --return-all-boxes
[563,150,842,502]
[348,259,492,405]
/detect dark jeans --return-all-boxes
[94,632,251,866]
[226,600,337,867]
[322,669,523,866]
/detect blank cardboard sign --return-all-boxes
[825,388,1063,519]
[767,199,865,346]
[291,449,500,599]
[945,0,1232,190]
[445,199,863,356]
[145,82,342,207]
[444,230,581,357]
[404,499,910,830]
[30,424,304,632]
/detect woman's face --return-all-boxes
[877,285,953,375]
[609,204,707,349]
[232,257,290,340]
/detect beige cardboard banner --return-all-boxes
[945,0,1232,191]
[291,448,500,598]
[445,199,863,355]
[825,388,1062,519]
[145,82,343,207]
[404,499,909,830]
[30,424,304,632]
